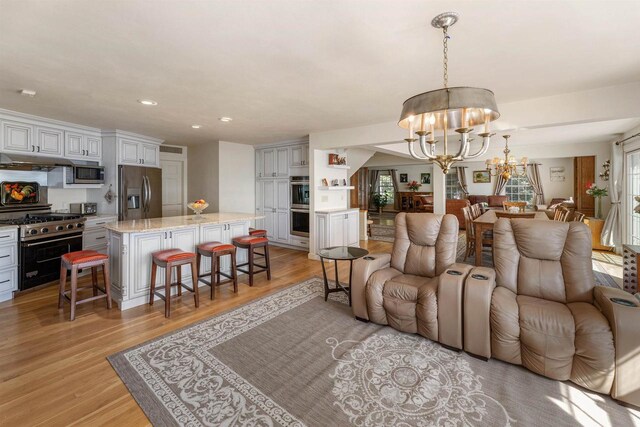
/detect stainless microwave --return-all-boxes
[64,165,105,184]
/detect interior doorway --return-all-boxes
[160,145,188,217]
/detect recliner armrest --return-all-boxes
[351,253,391,321]
[437,263,474,349]
[594,286,640,407]
[463,267,497,359]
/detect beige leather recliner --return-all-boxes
[463,218,640,407]
[352,213,472,349]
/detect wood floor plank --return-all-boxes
[0,240,391,426]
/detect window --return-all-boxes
[378,173,395,204]
[505,175,535,205]
[446,171,462,199]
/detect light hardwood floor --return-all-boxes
[0,240,392,426]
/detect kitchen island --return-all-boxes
[105,213,263,310]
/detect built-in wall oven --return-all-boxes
[291,208,309,237]
[290,176,309,237]
[290,176,309,209]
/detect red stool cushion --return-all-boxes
[233,236,268,246]
[62,250,108,265]
[152,248,196,263]
[198,242,236,253]
[249,228,267,237]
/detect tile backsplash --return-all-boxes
[0,170,87,212]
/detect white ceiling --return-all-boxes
[1,0,639,145]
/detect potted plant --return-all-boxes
[372,192,390,214]
[407,180,421,192]
[586,182,608,219]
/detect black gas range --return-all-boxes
[0,206,86,291]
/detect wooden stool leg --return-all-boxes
[149,262,157,306]
[177,265,183,296]
[210,255,217,299]
[103,260,112,309]
[91,266,98,296]
[231,252,238,293]
[58,263,67,309]
[264,244,271,280]
[248,246,254,286]
[196,253,201,282]
[191,259,199,308]
[70,265,78,321]
[164,264,172,318]
[216,256,221,287]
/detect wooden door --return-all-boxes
[350,167,368,210]
[574,156,595,217]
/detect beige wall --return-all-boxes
[218,141,255,213]
[188,141,220,212]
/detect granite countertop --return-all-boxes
[104,212,264,233]
[315,207,360,214]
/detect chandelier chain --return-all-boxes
[442,26,449,88]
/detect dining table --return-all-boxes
[473,210,549,266]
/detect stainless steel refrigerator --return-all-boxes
[118,165,162,220]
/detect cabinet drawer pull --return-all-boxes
[0,255,9,259]
[95,222,106,225]
[0,235,11,239]
[95,236,105,240]
[0,279,9,284]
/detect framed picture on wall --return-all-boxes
[473,170,491,183]
[420,173,431,184]
[550,166,565,182]
[400,173,408,183]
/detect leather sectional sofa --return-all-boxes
[352,213,640,407]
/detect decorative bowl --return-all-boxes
[187,202,209,218]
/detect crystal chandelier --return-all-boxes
[399,12,500,174]
[486,135,527,180]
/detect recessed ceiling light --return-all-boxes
[191,124,202,129]
[138,99,158,106]
[219,117,233,122]
[20,89,37,97]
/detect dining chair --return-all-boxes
[573,212,586,222]
[462,206,493,259]
[470,203,482,219]
[554,206,570,222]
[502,201,527,212]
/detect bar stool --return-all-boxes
[196,241,238,298]
[149,249,199,318]
[232,235,271,286]
[248,228,267,237]
[59,250,112,321]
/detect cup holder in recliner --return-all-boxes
[363,256,375,261]
[610,297,638,307]
[447,270,463,276]
[471,274,489,280]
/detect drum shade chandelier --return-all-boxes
[400,12,500,173]
[486,135,528,181]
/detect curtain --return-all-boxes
[526,163,545,205]
[493,174,507,195]
[368,169,381,210]
[455,167,469,197]
[602,142,623,252]
[389,169,400,210]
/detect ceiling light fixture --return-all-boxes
[137,99,158,106]
[20,89,37,97]
[485,135,527,181]
[191,124,202,129]
[400,12,500,173]
[219,117,233,122]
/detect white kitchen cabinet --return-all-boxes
[141,143,159,167]
[64,131,102,161]
[290,144,309,166]
[259,179,289,243]
[256,146,289,179]
[200,222,249,276]
[36,127,64,156]
[117,137,159,167]
[1,120,34,153]
[315,209,360,253]
[0,227,18,303]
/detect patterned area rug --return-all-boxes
[369,223,394,242]
[109,278,639,426]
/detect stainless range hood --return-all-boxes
[0,153,75,171]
